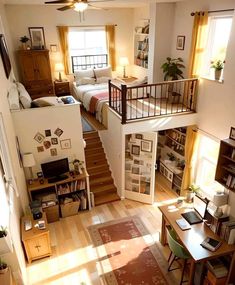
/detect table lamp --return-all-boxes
[54,62,64,82]
[23,153,36,183]
[213,193,228,217]
[119,57,129,78]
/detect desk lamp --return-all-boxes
[213,193,228,217]
[23,153,36,184]
[120,57,129,78]
[54,62,64,82]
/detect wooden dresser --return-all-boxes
[18,50,54,99]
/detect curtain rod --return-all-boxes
[191,8,234,16]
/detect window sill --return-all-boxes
[200,76,224,84]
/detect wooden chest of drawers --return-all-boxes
[54,81,70,96]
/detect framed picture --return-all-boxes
[37,146,44,152]
[50,44,57,52]
[132,166,140,175]
[50,148,57,156]
[43,140,51,149]
[141,140,153,152]
[135,134,143,140]
[51,137,58,145]
[0,34,11,78]
[176,35,185,50]
[229,127,235,141]
[54,127,63,137]
[60,139,71,149]
[34,132,45,143]
[45,129,51,137]
[131,145,140,156]
[28,27,46,50]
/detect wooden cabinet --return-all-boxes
[21,213,52,263]
[54,81,70,96]
[215,138,235,191]
[18,50,54,99]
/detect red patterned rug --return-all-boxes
[88,216,175,285]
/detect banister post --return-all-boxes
[108,79,112,107]
[121,84,127,124]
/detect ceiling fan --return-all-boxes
[44,0,114,12]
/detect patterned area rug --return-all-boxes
[88,216,175,285]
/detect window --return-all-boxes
[194,133,224,199]
[68,27,107,71]
[202,14,233,78]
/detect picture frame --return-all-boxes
[51,137,58,145]
[176,35,185,50]
[0,34,11,79]
[37,146,44,152]
[229,127,235,141]
[141,140,153,152]
[54,127,63,137]
[135,134,143,140]
[50,148,57,156]
[45,129,51,137]
[50,44,57,52]
[132,166,140,175]
[28,27,46,50]
[60,139,71,149]
[131,145,140,156]
[34,132,45,143]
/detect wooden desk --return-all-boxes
[158,204,235,284]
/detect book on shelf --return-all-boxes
[207,258,228,278]
[220,220,235,243]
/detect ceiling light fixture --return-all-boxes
[74,2,88,12]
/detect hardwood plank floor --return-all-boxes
[26,173,182,285]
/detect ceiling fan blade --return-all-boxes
[57,4,74,11]
[88,0,114,3]
[88,3,108,10]
[45,0,72,4]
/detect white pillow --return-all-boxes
[76,77,96,86]
[94,66,112,78]
[96,76,111,84]
[16,82,32,108]
[74,69,94,81]
[8,83,20,110]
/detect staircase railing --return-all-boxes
[109,78,198,124]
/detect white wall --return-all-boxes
[11,104,85,178]
[5,5,135,79]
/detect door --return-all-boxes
[35,51,51,81]
[19,52,36,82]
[124,132,157,204]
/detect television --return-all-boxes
[41,158,69,182]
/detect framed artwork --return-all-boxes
[141,140,153,152]
[43,140,51,149]
[37,146,44,152]
[15,136,22,168]
[28,27,46,50]
[131,145,140,156]
[34,132,45,143]
[0,34,11,78]
[176,35,185,50]
[54,127,63,137]
[50,148,57,156]
[50,44,57,52]
[45,129,51,137]
[60,139,71,149]
[229,127,235,141]
[51,137,58,145]
[135,134,143,140]
[132,166,140,175]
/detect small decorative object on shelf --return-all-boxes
[73,159,84,174]
[0,258,8,274]
[19,35,30,50]
[0,225,7,238]
[211,59,224,81]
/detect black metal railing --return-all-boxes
[71,54,108,72]
[109,78,198,124]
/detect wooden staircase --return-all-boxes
[83,131,120,206]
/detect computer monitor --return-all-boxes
[41,158,69,179]
[194,195,207,218]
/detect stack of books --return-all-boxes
[220,220,235,244]
[207,258,228,278]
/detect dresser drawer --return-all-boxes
[54,81,70,96]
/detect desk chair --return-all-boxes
[166,225,191,285]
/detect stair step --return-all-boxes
[90,176,113,187]
[83,131,99,139]
[91,184,117,196]
[86,159,107,168]
[84,137,100,145]
[85,147,104,155]
[89,170,111,180]
[85,141,103,150]
[95,193,120,206]
[85,150,105,159]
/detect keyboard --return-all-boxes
[181,211,202,225]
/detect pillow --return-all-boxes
[16,82,32,108]
[31,97,64,108]
[74,69,94,82]
[76,77,96,86]
[94,66,112,78]
[96,76,111,84]
[8,83,20,110]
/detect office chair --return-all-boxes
[166,225,191,285]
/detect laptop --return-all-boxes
[181,195,208,225]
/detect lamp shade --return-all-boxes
[213,193,228,207]
[54,63,64,72]
[119,57,129,66]
[22,153,35,168]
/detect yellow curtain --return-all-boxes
[181,126,198,194]
[57,26,69,75]
[105,25,116,71]
[188,12,209,78]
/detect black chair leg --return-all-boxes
[168,251,172,262]
[180,259,187,285]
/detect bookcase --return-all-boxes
[215,138,235,191]
[165,127,186,156]
[27,169,90,221]
[134,20,149,69]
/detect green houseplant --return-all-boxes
[211,60,224,80]
[19,36,30,50]
[161,57,185,80]
[0,226,7,238]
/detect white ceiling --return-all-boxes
[3,0,182,7]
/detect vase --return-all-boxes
[21,43,27,50]
[214,69,222,80]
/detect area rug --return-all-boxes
[81,117,94,132]
[88,216,175,285]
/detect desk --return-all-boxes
[159,204,235,284]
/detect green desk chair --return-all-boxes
[166,225,191,285]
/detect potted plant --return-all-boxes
[0,226,12,254]
[161,57,185,81]
[211,60,224,80]
[0,258,8,274]
[19,36,30,50]
[186,184,200,203]
[73,159,84,174]
[0,226,7,238]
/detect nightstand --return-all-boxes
[21,213,52,263]
[116,76,137,84]
[54,81,70,97]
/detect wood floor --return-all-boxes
[25,173,183,285]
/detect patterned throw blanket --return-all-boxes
[89,91,109,114]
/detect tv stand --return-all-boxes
[48,174,68,183]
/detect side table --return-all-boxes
[54,80,70,96]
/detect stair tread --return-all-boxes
[91,184,117,193]
[90,176,113,185]
[95,193,120,206]
[89,170,111,177]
